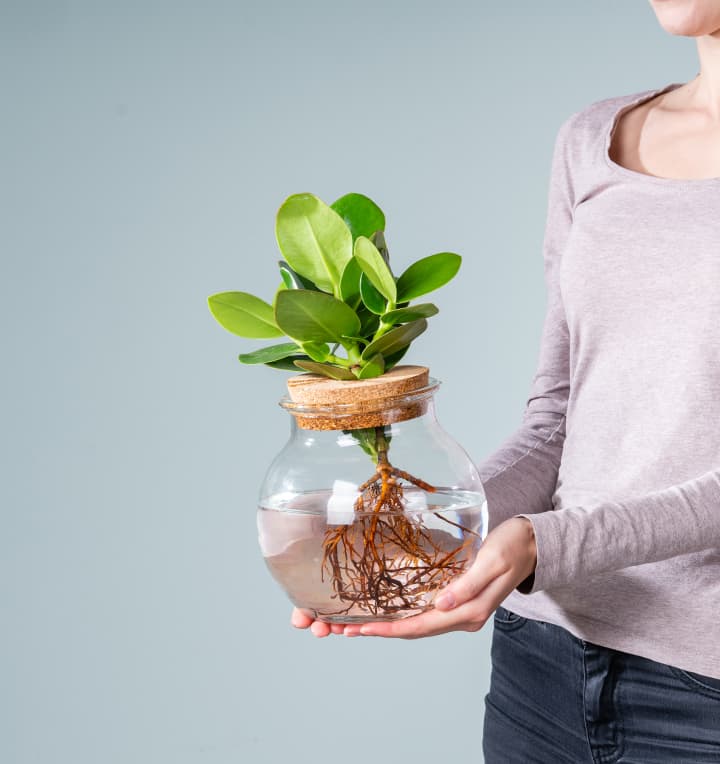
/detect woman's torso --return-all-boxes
[503,81,720,678]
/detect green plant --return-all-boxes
[207,192,461,379]
[208,191,474,618]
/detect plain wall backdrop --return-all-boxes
[1,2,699,762]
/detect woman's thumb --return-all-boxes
[433,568,484,610]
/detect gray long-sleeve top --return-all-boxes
[479,81,720,679]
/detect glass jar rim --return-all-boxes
[278,376,441,417]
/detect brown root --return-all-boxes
[320,426,479,618]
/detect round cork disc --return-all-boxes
[283,365,434,430]
[286,364,429,406]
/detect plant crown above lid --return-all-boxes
[207,192,461,380]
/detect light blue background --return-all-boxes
[1,2,698,762]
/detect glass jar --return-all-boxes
[257,365,487,623]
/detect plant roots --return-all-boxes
[321,426,478,618]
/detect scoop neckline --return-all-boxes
[603,80,720,186]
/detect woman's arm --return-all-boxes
[516,469,720,594]
[478,113,575,533]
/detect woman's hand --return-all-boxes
[290,516,537,638]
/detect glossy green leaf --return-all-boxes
[395,253,462,302]
[264,355,310,371]
[278,260,319,291]
[299,341,330,362]
[275,193,352,295]
[339,256,362,308]
[383,344,409,371]
[274,289,361,342]
[293,360,356,380]
[330,193,385,241]
[370,230,391,268]
[359,272,386,315]
[356,352,385,379]
[208,291,284,339]
[357,304,380,337]
[354,236,396,303]
[361,318,428,361]
[382,302,438,324]
[238,342,301,365]
[279,267,294,290]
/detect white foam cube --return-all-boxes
[402,490,428,516]
[326,479,360,525]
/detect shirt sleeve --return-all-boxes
[476,115,575,552]
[516,469,720,594]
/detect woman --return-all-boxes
[292,1,720,760]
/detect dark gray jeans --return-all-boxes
[483,606,720,763]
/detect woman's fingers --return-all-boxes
[434,517,535,612]
[310,620,331,638]
[291,608,348,636]
[293,573,502,639]
[433,547,505,611]
[291,608,313,629]
[359,572,518,639]
[358,601,478,638]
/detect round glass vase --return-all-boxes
[257,364,488,624]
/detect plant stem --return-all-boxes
[369,319,394,345]
[339,341,362,366]
[325,353,352,367]
[374,425,389,456]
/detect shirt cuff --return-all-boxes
[512,511,561,594]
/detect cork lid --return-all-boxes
[281,365,437,430]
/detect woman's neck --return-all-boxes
[695,29,720,119]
